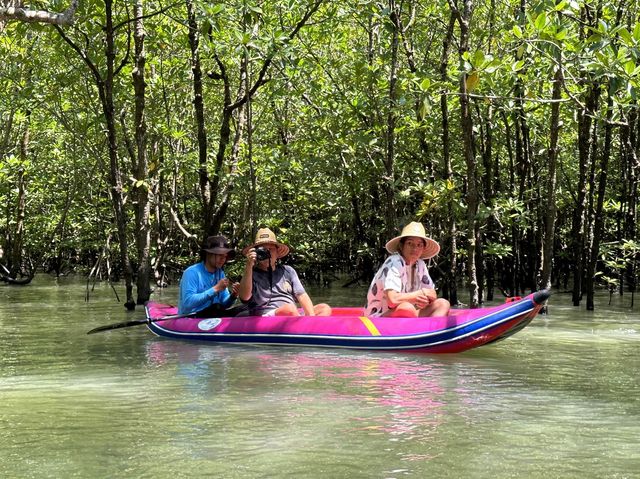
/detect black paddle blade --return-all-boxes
[87,318,148,334]
[87,311,194,335]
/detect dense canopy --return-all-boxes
[2,0,640,310]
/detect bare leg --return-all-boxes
[419,298,450,317]
[314,303,332,316]
[381,302,418,318]
[274,303,300,316]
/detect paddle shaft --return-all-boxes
[86,311,196,335]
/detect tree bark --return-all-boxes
[185,0,210,234]
[571,83,600,306]
[133,0,152,304]
[56,2,135,308]
[9,110,28,278]
[571,3,601,307]
[478,101,494,301]
[586,89,613,310]
[540,62,563,291]
[0,0,78,26]
[621,110,638,298]
[450,0,479,307]
[439,12,458,305]
[382,0,400,240]
[105,0,135,309]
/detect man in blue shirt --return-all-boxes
[178,235,240,317]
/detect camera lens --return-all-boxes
[255,247,271,261]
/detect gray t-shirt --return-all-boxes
[245,265,306,315]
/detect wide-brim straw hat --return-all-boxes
[385,222,440,259]
[202,235,236,260]
[241,228,290,259]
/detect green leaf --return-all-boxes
[634,22,640,41]
[534,12,547,31]
[625,60,636,76]
[512,25,523,38]
[618,27,632,44]
[586,33,602,44]
[208,4,224,15]
[555,28,567,41]
[513,60,525,72]
[419,96,431,118]
[472,49,485,68]
[617,46,629,61]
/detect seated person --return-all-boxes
[365,222,450,318]
[238,228,331,317]
[178,235,240,317]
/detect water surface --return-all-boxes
[1,277,638,478]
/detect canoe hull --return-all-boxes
[145,291,549,354]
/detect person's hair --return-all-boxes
[399,237,427,248]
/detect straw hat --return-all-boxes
[385,222,440,259]
[202,235,236,260]
[242,228,290,259]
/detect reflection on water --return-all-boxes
[1,277,639,478]
[147,341,450,442]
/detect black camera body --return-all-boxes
[255,246,271,261]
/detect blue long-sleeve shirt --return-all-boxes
[178,262,235,315]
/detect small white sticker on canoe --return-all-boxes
[198,318,222,331]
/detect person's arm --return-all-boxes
[422,288,437,302]
[238,249,256,302]
[219,285,235,308]
[296,292,315,316]
[385,289,431,309]
[179,269,228,314]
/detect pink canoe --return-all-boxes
[144,290,549,354]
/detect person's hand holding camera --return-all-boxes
[244,248,257,269]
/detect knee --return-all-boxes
[434,298,450,308]
[314,303,332,316]
[432,298,451,315]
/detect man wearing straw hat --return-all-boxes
[178,235,240,317]
[238,228,331,317]
[365,222,450,318]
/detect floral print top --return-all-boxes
[364,254,435,317]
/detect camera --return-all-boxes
[255,246,271,261]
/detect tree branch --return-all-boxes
[0,0,79,26]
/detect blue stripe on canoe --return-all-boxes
[147,298,535,350]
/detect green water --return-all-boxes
[1,277,639,478]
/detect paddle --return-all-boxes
[87,311,197,335]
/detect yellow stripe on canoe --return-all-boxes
[359,316,381,336]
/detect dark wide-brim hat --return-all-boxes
[202,235,236,260]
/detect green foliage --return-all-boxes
[1,0,639,304]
